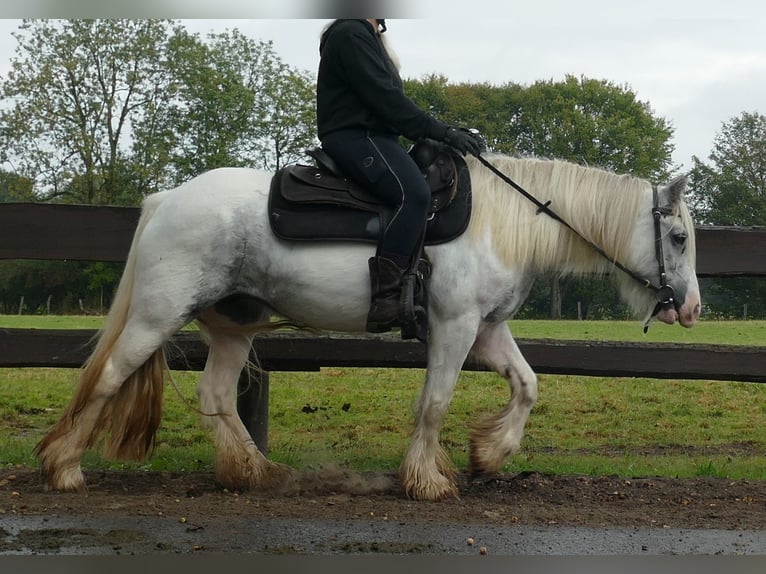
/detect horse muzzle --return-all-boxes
[654,295,701,328]
[644,282,701,331]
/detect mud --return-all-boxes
[2,466,765,554]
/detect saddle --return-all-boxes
[268,139,472,245]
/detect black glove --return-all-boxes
[443,126,483,156]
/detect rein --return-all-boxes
[473,154,678,332]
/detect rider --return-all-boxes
[317,18,482,336]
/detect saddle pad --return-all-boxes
[268,161,472,246]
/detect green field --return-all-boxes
[1,315,765,480]
[2,314,766,345]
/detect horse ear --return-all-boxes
[663,174,688,206]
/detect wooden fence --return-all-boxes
[2,203,766,451]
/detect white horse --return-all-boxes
[36,154,701,501]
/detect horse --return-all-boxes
[35,153,701,501]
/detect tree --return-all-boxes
[213,31,316,172]
[404,74,451,122]
[0,260,92,314]
[689,111,766,319]
[256,65,317,171]
[0,170,34,202]
[511,75,674,180]
[689,111,766,225]
[0,19,175,204]
[143,27,258,184]
[404,75,523,154]
[136,28,317,183]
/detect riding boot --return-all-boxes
[366,256,408,333]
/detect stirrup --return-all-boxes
[400,307,428,342]
[399,272,428,343]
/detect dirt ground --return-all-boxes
[2,466,765,533]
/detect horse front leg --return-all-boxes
[400,313,480,501]
[468,321,538,478]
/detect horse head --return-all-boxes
[624,175,701,329]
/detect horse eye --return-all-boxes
[672,232,687,247]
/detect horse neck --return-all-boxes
[466,156,647,276]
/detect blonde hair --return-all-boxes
[379,28,401,70]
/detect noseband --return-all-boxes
[474,155,680,332]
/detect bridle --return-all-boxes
[473,154,681,332]
[646,185,679,330]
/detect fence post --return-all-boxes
[236,352,269,455]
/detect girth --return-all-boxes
[268,139,472,245]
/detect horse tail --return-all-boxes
[36,192,168,463]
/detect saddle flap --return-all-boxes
[288,165,346,194]
[281,165,381,209]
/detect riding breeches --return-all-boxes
[321,129,430,260]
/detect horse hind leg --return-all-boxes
[36,318,175,492]
[196,317,295,491]
[468,321,538,478]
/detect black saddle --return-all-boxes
[268,139,472,245]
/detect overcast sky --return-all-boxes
[0,3,764,174]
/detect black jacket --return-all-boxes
[317,19,448,141]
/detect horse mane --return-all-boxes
[466,154,656,276]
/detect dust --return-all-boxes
[287,464,396,496]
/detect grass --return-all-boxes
[0,314,198,331]
[1,315,765,481]
[2,314,765,345]
[508,318,766,346]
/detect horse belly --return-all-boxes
[242,241,375,332]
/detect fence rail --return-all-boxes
[1,328,764,383]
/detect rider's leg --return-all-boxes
[321,130,430,334]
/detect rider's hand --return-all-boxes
[443,127,483,156]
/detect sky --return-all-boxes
[0,2,764,174]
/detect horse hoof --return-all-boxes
[469,439,518,480]
[44,466,87,493]
[467,466,493,483]
[401,478,459,501]
[468,452,503,481]
[404,484,459,501]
